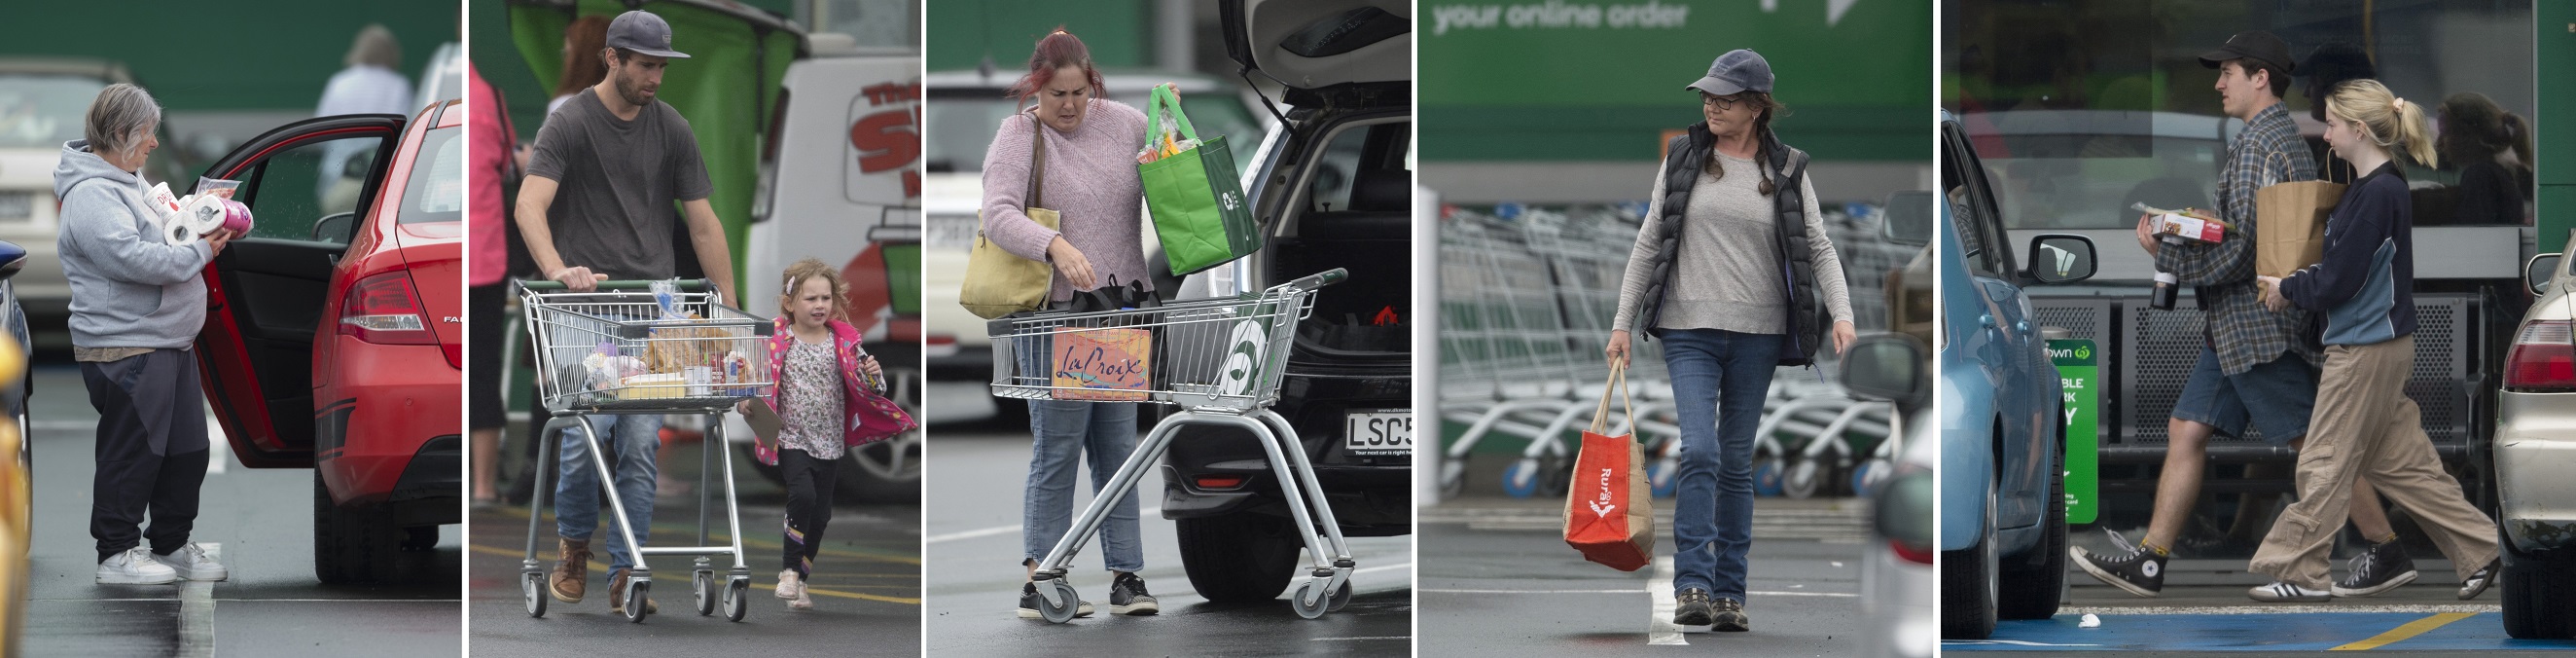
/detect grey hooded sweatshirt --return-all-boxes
[54,139,213,349]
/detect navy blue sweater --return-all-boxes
[2279,163,2414,345]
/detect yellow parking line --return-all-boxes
[2329,612,2477,650]
[466,544,919,605]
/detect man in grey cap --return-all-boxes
[517,9,736,617]
[2074,30,2416,603]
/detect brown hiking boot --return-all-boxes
[608,568,657,615]
[550,538,590,603]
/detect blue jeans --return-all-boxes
[554,412,665,574]
[1015,335,1144,572]
[1660,328,1781,602]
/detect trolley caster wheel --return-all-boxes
[522,571,548,618]
[1501,458,1542,498]
[1648,457,1679,498]
[1325,578,1353,612]
[1784,458,1822,499]
[1753,456,1785,496]
[1438,460,1466,499]
[724,577,749,622]
[1850,459,1884,498]
[1537,454,1573,497]
[622,578,652,623]
[693,570,718,616]
[1289,579,1333,619]
[1033,578,1081,624]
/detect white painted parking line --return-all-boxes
[176,543,218,657]
[1424,587,1858,598]
[926,506,1163,544]
[1310,637,1409,641]
[205,413,226,475]
[1648,555,1686,645]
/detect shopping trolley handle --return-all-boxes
[1280,268,1348,292]
[520,278,716,293]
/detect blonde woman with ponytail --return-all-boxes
[2243,79,2501,603]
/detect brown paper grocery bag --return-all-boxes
[2255,180,2343,280]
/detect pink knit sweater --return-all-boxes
[980,99,1151,302]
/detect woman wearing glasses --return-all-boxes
[1604,49,1857,632]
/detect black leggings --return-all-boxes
[780,448,839,576]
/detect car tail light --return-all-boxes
[1889,537,1934,565]
[2505,319,2576,392]
[340,272,436,346]
[1194,475,1247,491]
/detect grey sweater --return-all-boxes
[54,139,214,350]
[1612,151,1854,335]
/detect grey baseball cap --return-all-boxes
[1686,49,1772,97]
[606,11,690,59]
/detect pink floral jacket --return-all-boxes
[751,317,917,465]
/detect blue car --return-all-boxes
[1937,110,2094,639]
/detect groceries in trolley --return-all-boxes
[527,278,774,409]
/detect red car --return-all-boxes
[191,100,463,583]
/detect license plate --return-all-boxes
[1343,410,1411,456]
[0,192,30,221]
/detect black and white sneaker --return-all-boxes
[2331,539,2416,598]
[2248,580,2332,603]
[1710,598,1749,632]
[1109,572,1159,615]
[2070,530,2166,598]
[1016,582,1094,619]
[1672,588,1714,626]
[2458,558,2500,600]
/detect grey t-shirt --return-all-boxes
[525,89,713,280]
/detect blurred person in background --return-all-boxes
[469,63,516,508]
[315,23,411,214]
[2437,92,2533,226]
[548,16,612,117]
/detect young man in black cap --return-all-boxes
[515,9,738,617]
[2071,30,2416,603]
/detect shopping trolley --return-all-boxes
[514,279,773,623]
[992,269,1355,623]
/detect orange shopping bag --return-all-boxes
[1563,360,1655,571]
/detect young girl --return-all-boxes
[2249,80,2498,603]
[745,258,916,609]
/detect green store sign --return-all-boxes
[2051,339,2098,525]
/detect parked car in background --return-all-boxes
[0,57,190,338]
[1844,332,1935,658]
[193,100,461,584]
[1938,110,2093,639]
[2493,245,2576,639]
[1157,0,1413,603]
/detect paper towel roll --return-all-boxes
[218,199,253,234]
[165,219,199,246]
[176,195,227,235]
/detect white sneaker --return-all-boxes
[788,587,814,610]
[150,543,228,581]
[96,547,179,585]
[776,569,802,600]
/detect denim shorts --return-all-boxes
[2168,347,2318,444]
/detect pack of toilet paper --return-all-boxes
[150,179,253,246]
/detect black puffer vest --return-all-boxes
[1630,124,1823,367]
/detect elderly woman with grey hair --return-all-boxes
[53,83,240,585]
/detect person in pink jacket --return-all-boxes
[739,258,915,609]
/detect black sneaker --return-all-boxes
[1109,572,1159,615]
[2331,539,2417,598]
[1016,582,1094,619]
[1672,588,1714,626]
[2458,558,2500,600]
[1710,598,1749,632]
[2069,530,2166,598]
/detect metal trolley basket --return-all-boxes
[513,279,773,623]
[991,269,1356,623]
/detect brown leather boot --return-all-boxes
[608,568,657,615]
[549,538,590,603]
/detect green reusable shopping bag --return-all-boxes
[1138,84,1262,275]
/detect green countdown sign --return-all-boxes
[2051,339,2099,525]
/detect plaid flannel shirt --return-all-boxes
[2154,102,2319,375]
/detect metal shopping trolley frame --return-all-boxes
[992,269,1356,623]
[513,279,774,623]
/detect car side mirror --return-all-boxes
[311,212,357,244]
[1881,191,1934,247]
[1841,333,1928,413]
[2024,234,2096,284]
[2527,253,2561,296]
[0,240,26,283]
